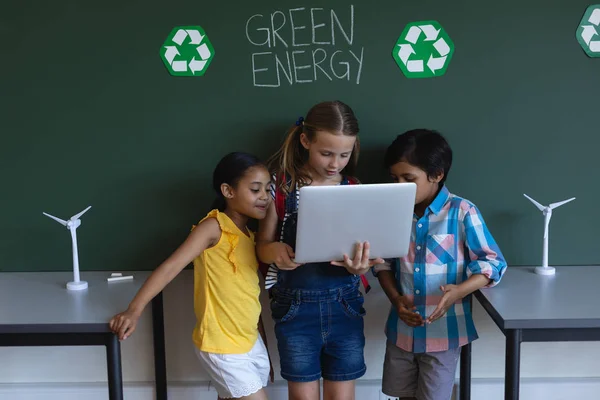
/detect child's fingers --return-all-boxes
[368,257,385,267]
[397,306,423,323]
[440,284,455,293]
[404,320,423,327]
[398,309,421,320]
[117,319,129,336]
[116,323,126,340]
[427,311,439,323]
[123,324,135,340]
[276,246,301,269]
[118,320,133,340]
[400,314,423,327]
[398,311,420,321]
[112,317,123,333]
[360,242,370,265]
[284,245,301,268]
[353,242,364,264]
[427,306,446,323]
[109,314,124,331]
[396,299,419,323]
[285,245,295,259]
[279,261,299,270]
[330,254,350,267]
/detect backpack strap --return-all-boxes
[274,173,287,222]
[346,176,360,185]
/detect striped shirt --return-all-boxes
[264,182,300,289]
[373,186,507,353]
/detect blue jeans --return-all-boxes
[270,279,367,382]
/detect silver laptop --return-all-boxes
[294,183,417,264]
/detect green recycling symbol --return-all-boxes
[160,26,215,76]
[392,21,454,78]
[576,5,600,57]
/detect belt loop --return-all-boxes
[295,290,301,304]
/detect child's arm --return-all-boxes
[427,204,508,324]
[109,218,221,340]
[255,202,300,270]
[375,260,424,327]
[462,203,507,286]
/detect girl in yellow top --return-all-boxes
[109,152,273,400]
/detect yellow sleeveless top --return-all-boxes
[191,209,261,354]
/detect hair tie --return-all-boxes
[295,116,304,126]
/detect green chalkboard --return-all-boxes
[1,0,598,272]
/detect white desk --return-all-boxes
[0,271,168,400]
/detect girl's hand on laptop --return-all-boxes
[331,242,385,275]
[271,242,302,270]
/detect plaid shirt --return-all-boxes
[374,186,507,353]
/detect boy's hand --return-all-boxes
[331,242,385,275]
[426,284,463,324]
[393,295,424,327]
[271,242,301,270]
[109,308,142,341]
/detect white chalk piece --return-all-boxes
[107,275,133,282]
[110,273,123,277]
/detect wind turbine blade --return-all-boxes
[71,206,92,221]
[523,194,545,211]
[549,197,575,209]
[43,212,68,226]
[543,213,550,239]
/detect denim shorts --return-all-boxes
[270,281,367,382]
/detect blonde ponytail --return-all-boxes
[268,100,360,193]
[267,124,311,194]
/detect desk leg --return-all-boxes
[106,334,123,400]
[152,291,168,400]
[505,329,522,400]
[459,343,472,400]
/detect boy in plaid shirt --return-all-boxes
[374,129,507,400]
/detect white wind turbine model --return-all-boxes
[43,206,92,290]
[523,194,575,276]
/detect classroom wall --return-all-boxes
[2,0,600,398]
[1,271,599,399]
[2,0,600,273]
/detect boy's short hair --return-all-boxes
[384,129,453,185]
